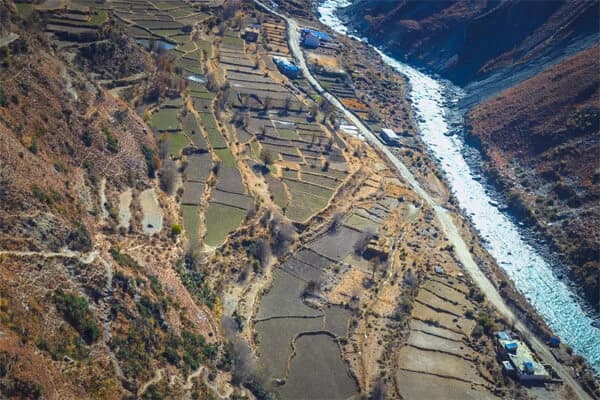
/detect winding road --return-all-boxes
[252,1,591,398]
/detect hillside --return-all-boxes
[466,45,600,309]
[341,0,598,85]
[0,0,598,398]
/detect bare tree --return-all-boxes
[354,228,375,256]
[270,214,296,257]
[159,159,178,195]
[328,212,343,233]
[302,279,321,298]
[206,72,219,92]
[259,148,274,167]
[248,237,271,270]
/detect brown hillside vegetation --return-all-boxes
[466,45,600,308]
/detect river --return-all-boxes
[317,0,600,371]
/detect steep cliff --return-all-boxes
[342,0,598,85]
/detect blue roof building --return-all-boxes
[273,56,300,79]
[302,32,320,49]
[301,28,331,42]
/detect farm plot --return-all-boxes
[181,182,205,206]
[182,113,206,148]
[294,248,332,270]
[301,164,347,180]
[324,306,350,338]
[278,334,357,400]
[264,173,288,209]
[140,188,163,235]
[407,330,469,358]
[285,189,330,222]
[307,226,364,262]
[255,317,323,382]
[280,257,323,283]
[214,166,245,194]
[283,178,334,199]
[182,204,200,245]
[395,370,495,400]
[203,203,247,247]
[257,269,322,320]
[203,166,249,246]
[210,189,253,211]
[300,170,342,189]
[344,212,380,233]
[221,30,244,50]
[214,148,237,168]
[199,113,227,149]
[185,152,211,182]
[150,103,181,132]
[397,346,485,385]
[163,131,189,157]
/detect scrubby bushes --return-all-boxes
[53,289,100,344]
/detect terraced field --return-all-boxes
[395,276,497,399]
[217,38,350,221]
[253,196,405,397]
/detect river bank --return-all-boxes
[315,0,600,378]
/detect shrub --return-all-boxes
[81,130,93,147]
[0,86,7,107]
[171,223,182,236]
[141,145,157,178]
[102,127,119,153]
[53,289,100,344]
[109,247,140,269]
[68,223,92,252]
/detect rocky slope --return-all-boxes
[0,5,219,398]
[342,0,598,85]
[466,45,600,309]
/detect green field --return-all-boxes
[204,203,246,247]
[278,128,300,140]
[182,204,200,245]
[15,3,33,17]
[162,97,185,108]
[151,108,180,131]
[222,32,243,49]
[214,148,237,168]
[344,213,379,233]
[284,179,334,199]
[196,39,211,54]
[166,131,189,156]
[286,190,330,222]
[176,41,196,53]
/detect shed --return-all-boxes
[497,331,511,341]
[380,128,400,146]
[243,26,259,42]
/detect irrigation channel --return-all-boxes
[318,0,600,372]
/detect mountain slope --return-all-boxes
[466,45,600,308]
[342,0,598,85]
